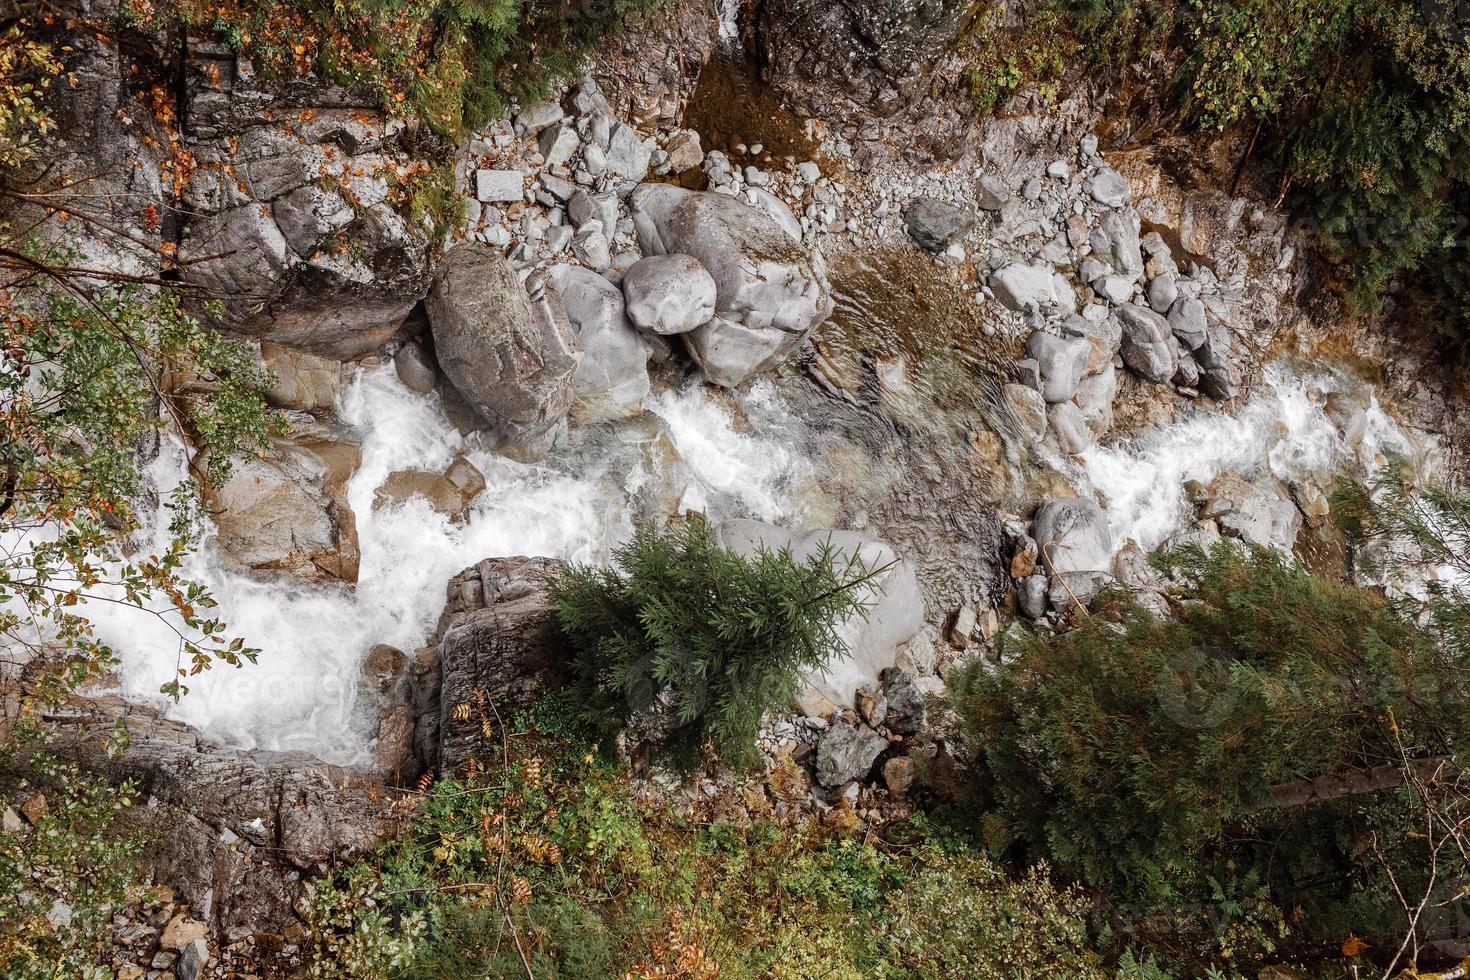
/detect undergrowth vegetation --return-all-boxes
[955,532,1470,976]
[0,730,146,980]
[965,0,1470,353]
[306,694,1166,980]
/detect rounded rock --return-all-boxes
[621,254,718,335]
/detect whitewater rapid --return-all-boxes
[73,358,1430,766]
[94,366,817,765]
[1081,362,1421,551]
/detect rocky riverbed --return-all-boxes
[5,0,1465,972]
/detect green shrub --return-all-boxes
[0,744,145,980]
[952,539,1470,968]
[549,517,875,770]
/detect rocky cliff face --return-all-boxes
[25,694,404,939]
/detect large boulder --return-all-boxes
[716,520,924,716]
[1032,498,1114,608]
[35,695,402,938]
[815,719,887,788]
[1199,472,1303,553]
[1116,303,1179,384]
[990,263,1076,314]
[425,244,580,450]
[411,558,569,776]
[902,196,975,252]
[1167,295,1209,351]
[205,423,361,584]
[621,254,718,335]
[1026,331,1092,403]
[547,265,651,422]
[629,184,833,387]
[1089,209,1145,282]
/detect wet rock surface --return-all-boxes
[426,245,580,451]
[205,424,362,584]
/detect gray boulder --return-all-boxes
[879,667,926,736]
[547,265,651,422]
[1093,274,1136,305]
[1200,360,1241,401]
[815,720,887,788]
[607,122,653,182]
[35,695,400,936]
[621,254,718,335]
[1115,303,1179,383]
[1026,331,1092,403]
[1167,295,1208,350]
[1086,169,1131,208]
[991,262,1075,314]
[975,174,1010,210]
[179,142,431,360]
[425,244,580,450]
[1146,273,1178,314]
[630,184,832,387]
[902,195,976,251]
[1089,209,1144,280]
[1049,402,1094,455]
[1173,348,1201,388]
[1033,498,1113,578]
[1199,472,1302,552]
[537,122,579,168]
[1018,574,1049,619]
[1074,363,1117,436]
[567,189,618,232]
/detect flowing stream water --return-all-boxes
[1080,362,1422,552]
[69,284,1428,768]
[90,367,820,765]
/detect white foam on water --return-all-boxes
[1080,362,1419,552]
[83,366,813,765]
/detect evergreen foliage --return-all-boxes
[549,518,875,770]
[953,540,1470,967]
